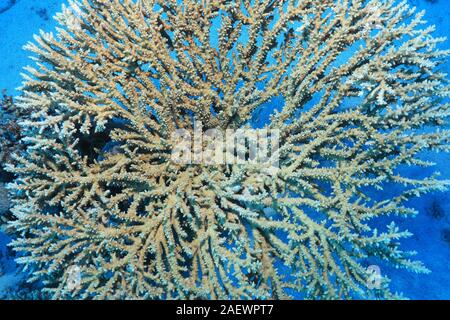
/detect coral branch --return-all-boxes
[7,0,450,299]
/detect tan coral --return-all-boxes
[6,0,450,299]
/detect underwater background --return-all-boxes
[0,0,449,299]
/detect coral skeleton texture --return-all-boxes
[6,0,450,299]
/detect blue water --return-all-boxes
[0,0,449,299]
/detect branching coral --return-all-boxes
[6,0,450,299]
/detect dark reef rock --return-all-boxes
[426,198,446,219]
[0,0,17,15]
[0,183,10,216]
[442,228,450,245]
[0,91,25,173]
[31,7,49,21]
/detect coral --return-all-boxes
[6,0,450,299]
[0,91,25,170]
[0,183,10,217]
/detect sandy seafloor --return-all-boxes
[0,0,449,299]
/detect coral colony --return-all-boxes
[1,0,449,299]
